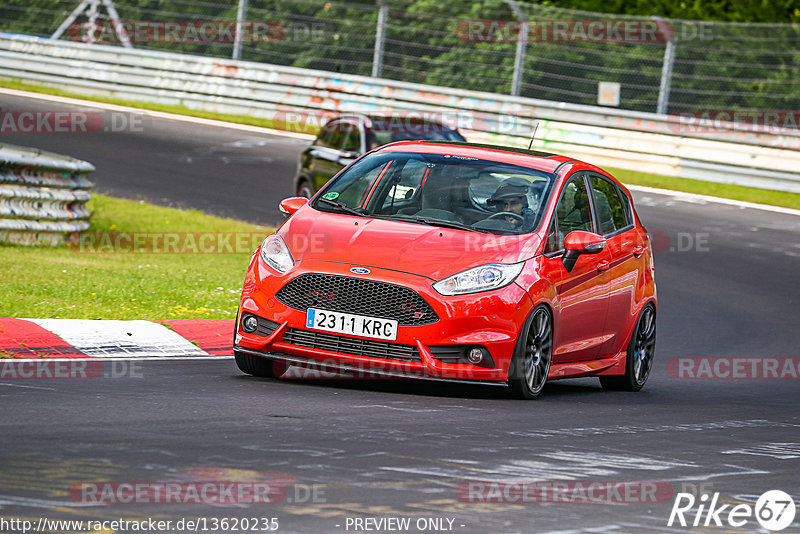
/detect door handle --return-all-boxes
[597,260,610,271]
[633,245,645,257]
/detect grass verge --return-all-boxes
[610,168,800,210]
[0,194,272,320]
[2,78,799,210]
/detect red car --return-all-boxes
[235,141,656,398]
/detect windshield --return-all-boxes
[367,123,465,150]
[312,151,556,235]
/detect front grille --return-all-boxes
[275,274,438,326]
[282,328,421,362]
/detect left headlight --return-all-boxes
[260,234,294,273]
[433,262,524,296]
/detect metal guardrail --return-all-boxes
[1,32,798,193]
[0,142,94,245]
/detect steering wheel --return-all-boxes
[486,211,524,223]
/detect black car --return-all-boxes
[293,113,466,197]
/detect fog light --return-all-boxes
[242,314,258,333]
[467,347,484,364]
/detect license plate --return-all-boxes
[306,308,398,341]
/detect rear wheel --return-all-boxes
[234,350,278,378]
[600,304,656,391]
[509,305,553,399]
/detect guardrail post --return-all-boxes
[232,0,249,60]
[504,0,528,97]
[372,0,388,78]
[656,19,675,115]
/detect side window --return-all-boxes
[544,217,560,254]
[589,175,630,236]
[341,124,361,153]
[617,187,633,227]
[314,121,337,148]
[553,175,594,249]
[327,121,349,150]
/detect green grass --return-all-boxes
[609,167,800,211]
[2,77,798,210]
[0,194,273,320]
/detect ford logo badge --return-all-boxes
[350,267,371,275]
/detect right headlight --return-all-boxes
[259,234,294,273]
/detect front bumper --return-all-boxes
[236,257,534,383]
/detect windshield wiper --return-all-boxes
[390,215,490,234]
[317,197,365,217]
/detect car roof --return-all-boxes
[372,140,576,174]
[333,113,459,129]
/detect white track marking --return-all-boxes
[27,319,208,357]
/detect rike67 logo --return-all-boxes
[668,490,796,531]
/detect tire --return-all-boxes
[296,179,314,198]
[600,304,656,392]
[508,305,553,399]
[234,350,278,379]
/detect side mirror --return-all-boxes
[279,196,309,218]
[562,230,606,272]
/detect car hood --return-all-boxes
[279,207,541,280]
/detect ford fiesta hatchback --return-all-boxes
[236,141,656,398]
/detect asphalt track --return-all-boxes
[1,92,799,534]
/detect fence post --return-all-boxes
[232,0,249,60]
[504,0,528,97]
[656,18,675,115]
[372,0,388,78]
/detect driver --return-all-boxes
[487,179,535,229]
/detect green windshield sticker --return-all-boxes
[322,192,340,200]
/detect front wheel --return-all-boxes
[600,304,656,391]
[509,305,553,399]
[234,350,278,378]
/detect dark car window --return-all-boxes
[314,121,338,148]
[367,124,466,150]
[546,175,594,252]
[589,175,632,236]
[327,121,350,151]
[341,124,361,153]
